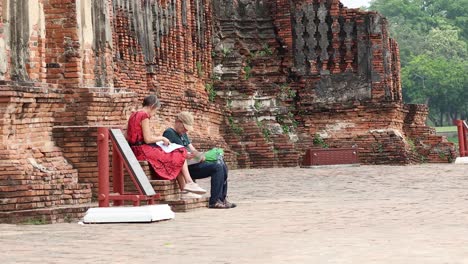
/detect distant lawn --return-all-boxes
[447,137,459,146]
[435,126,458,133]
[434,127,459,148]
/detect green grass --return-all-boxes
[447,137,459,145]
[21,218,48,225]
[434,127,460,148]
[435,126,457,133]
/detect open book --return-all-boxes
[155,141,204,165]
[187,151,205,165]
[155,141,185,153]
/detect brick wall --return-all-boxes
[0,83,91,217]
[53,88,137,195]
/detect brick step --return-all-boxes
[158,197,210,212]
[149,180,209,212]
[0,203,95,224]
[124,161,209,212]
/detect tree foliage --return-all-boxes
[369,0,468,125]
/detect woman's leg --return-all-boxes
[176,173,186,191]
[177,160,194,190]
[179,160,207,194]
[181,160,194,183]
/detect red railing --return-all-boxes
[454,120,468,157]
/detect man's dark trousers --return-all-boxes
[188,160,228,205]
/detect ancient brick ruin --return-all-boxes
[213,0,455,167]
[0,0,455,223]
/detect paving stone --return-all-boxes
[0,164,467,264]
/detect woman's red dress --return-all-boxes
[127,111,186,180]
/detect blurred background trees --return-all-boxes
[368,0,468,126]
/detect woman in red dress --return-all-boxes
[126,95,206,197]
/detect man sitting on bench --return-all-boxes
[163,112,236,209]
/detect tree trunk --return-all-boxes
[449,111,458,125]
[439,112,443,127]
[428,115,438,126]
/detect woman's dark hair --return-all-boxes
[142,94,161,108]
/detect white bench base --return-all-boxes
[82,204,175,223]
[455,157,468,164]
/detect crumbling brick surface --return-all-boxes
[0,83,91,219]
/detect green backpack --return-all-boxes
[204,148,224,162]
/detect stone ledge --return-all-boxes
[0,203,96,224]
[142,161,209,212]
[157,198,210,212]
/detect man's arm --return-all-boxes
[187,143,197,153]
[187,144,206,162]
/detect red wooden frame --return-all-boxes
[97,127,159,207]
[455,120,468,157]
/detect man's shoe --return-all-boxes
[181,191,202,200]
[223,199,237,208]
[183,182,207,194]
[209,200,233,209]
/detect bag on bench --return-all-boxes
[204,148,224,163]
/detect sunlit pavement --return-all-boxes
[1,164,467,264]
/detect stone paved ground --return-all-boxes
[1,164,468,264]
